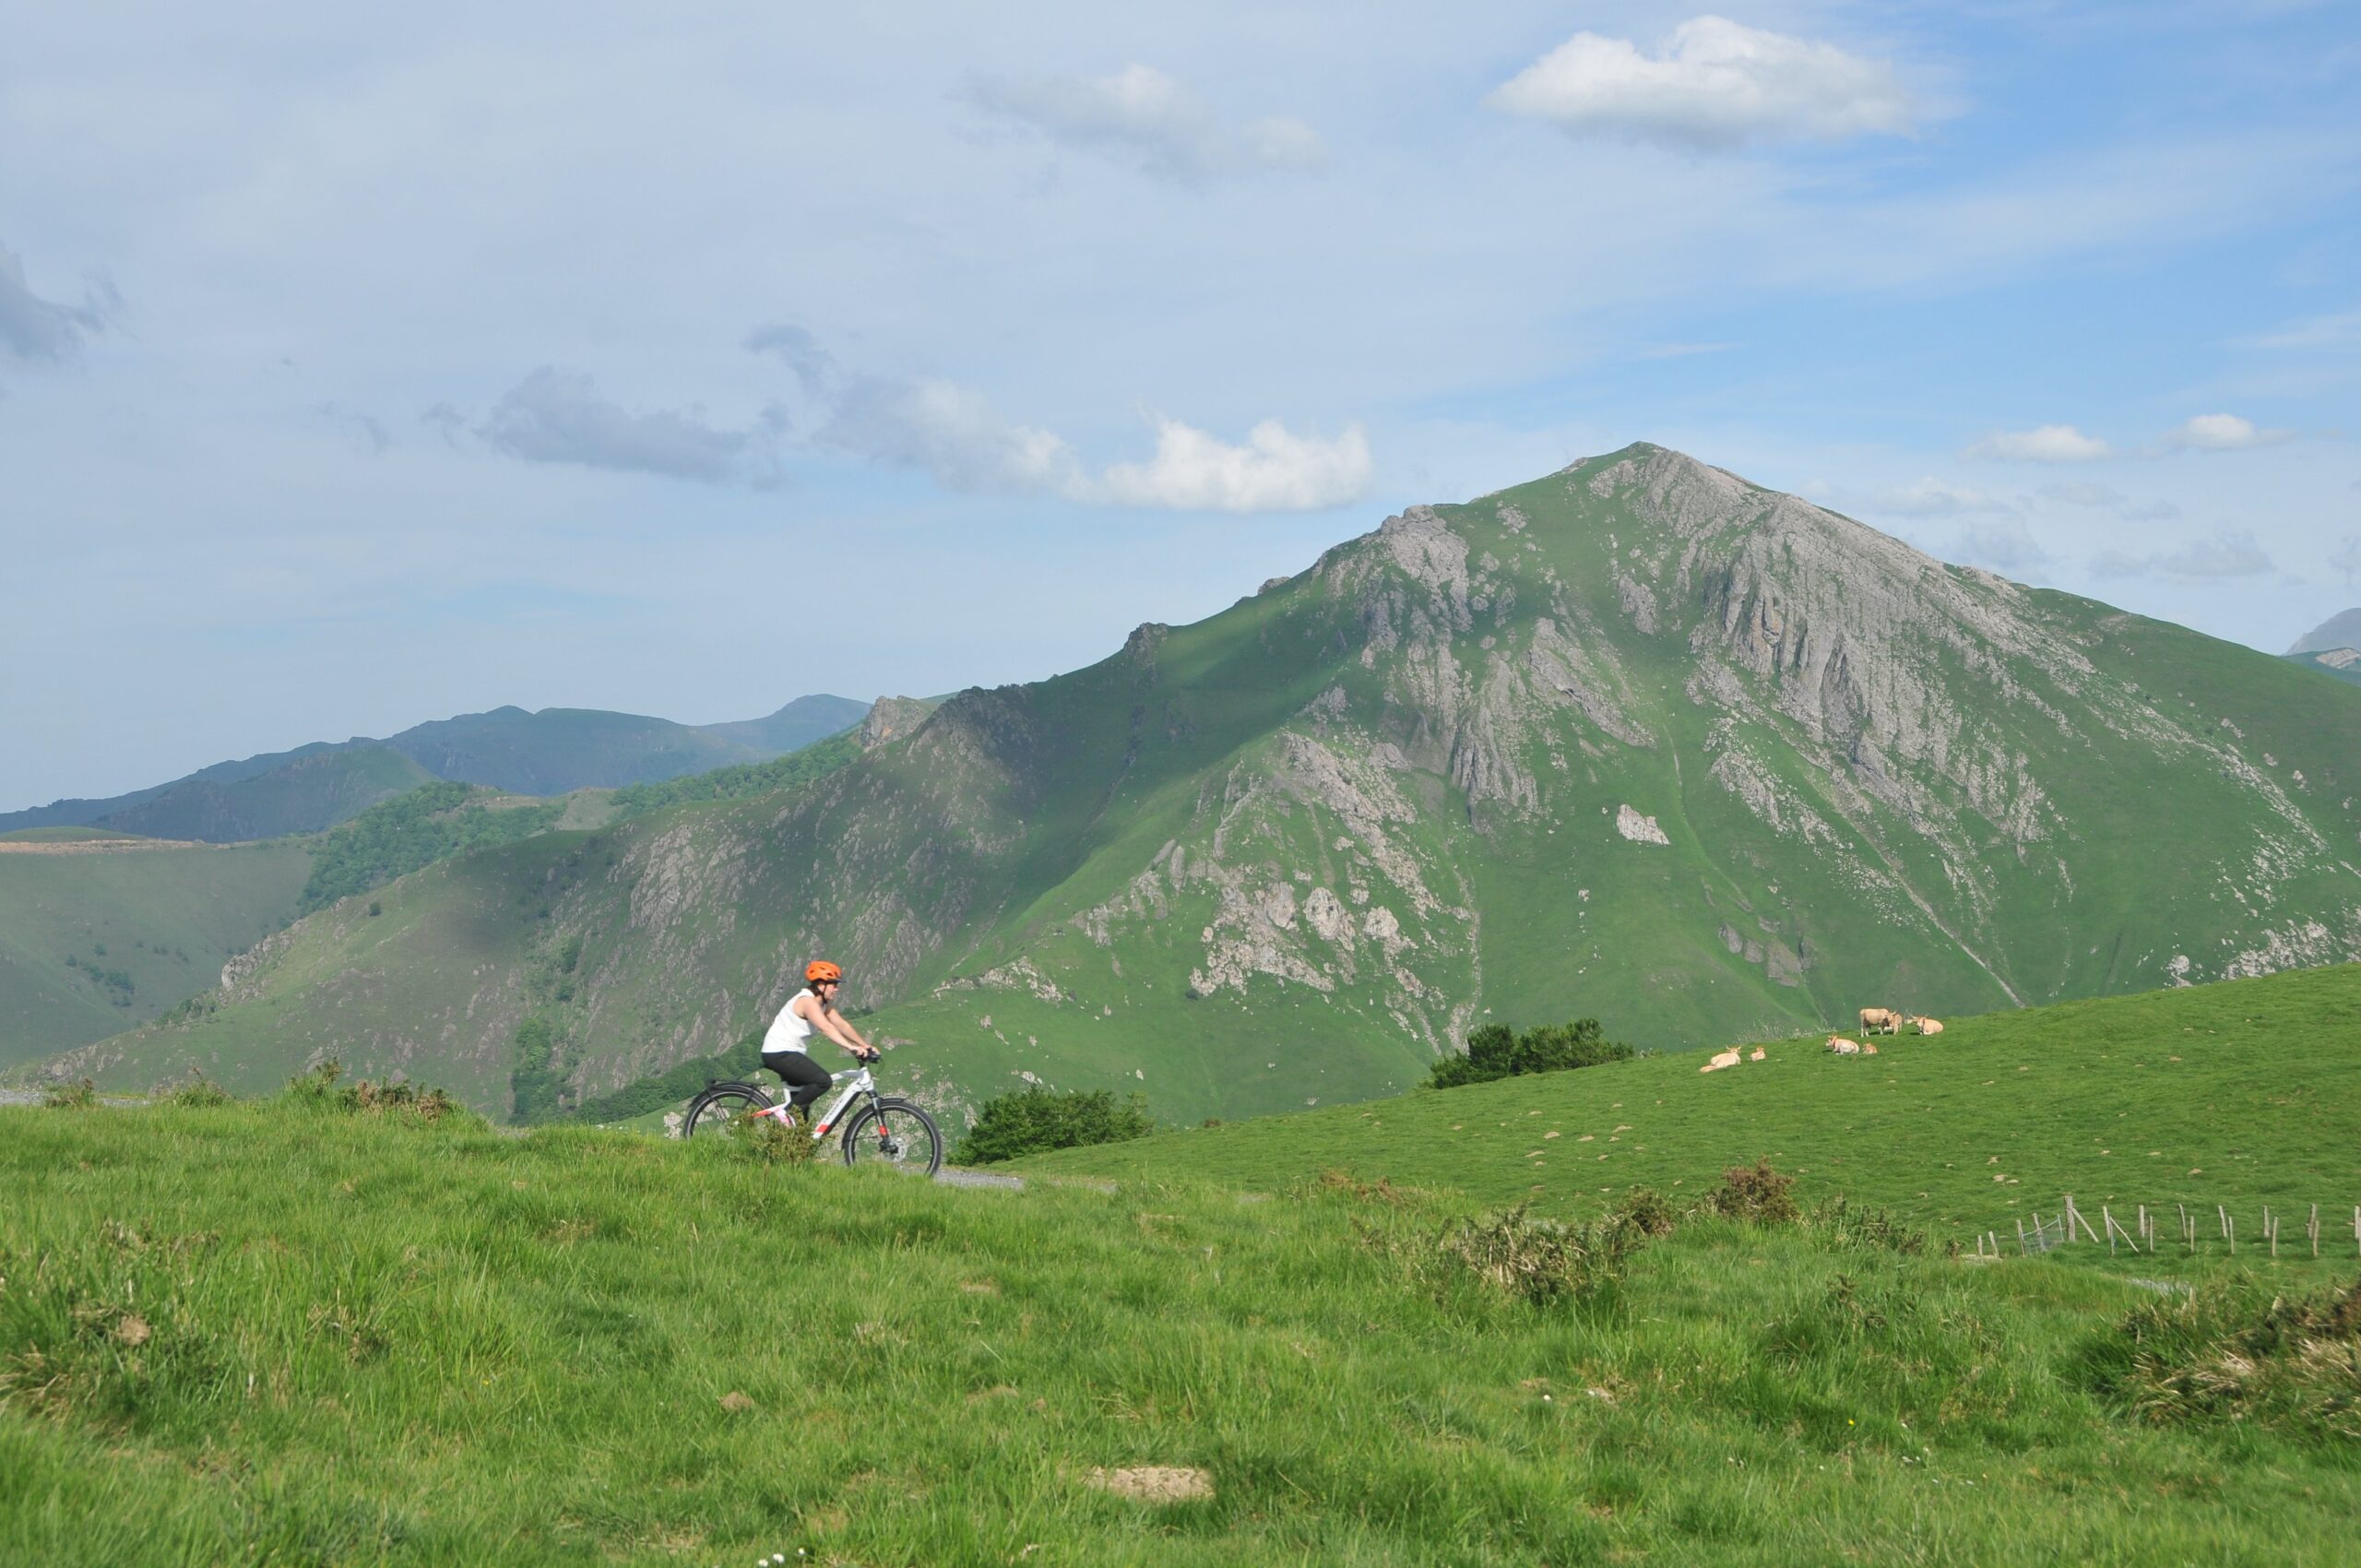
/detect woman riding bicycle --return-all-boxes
[762,960,881,1117]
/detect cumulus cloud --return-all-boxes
[0,240,115,365]
[473,367,784,486]
[968,65,1327,181]
[1489,15,1917,150]
[1868,477,2011,517]
[818,375,1080,495]
[1965,423,2113,462]
[1088,417,1372,512]
[749,324,1369,514]
[2090,530,2274,581]
[2037,481,2179,521]
[2164,412,2292,451]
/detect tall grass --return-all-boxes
[5,1099,2359,1565]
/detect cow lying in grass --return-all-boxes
[1910,1016,1944,1035]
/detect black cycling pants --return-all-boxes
[762,1050,834,1112]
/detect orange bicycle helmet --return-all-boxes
[805,960,843,984]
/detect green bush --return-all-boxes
[1613,1185,1681,1239]
[1427,1018,1632,1090]
[1811,1194,1927,1255]
[953,1087,1154,1165]
[280,1060,460,1123]
[160,1075,234,1109]
[1705,1158,1799,1226]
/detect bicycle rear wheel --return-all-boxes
[839,1098,943,1176]
[683,1081,776,1142]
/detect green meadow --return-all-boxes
[1021,963,2361,1259]
[6,977,2361,1568]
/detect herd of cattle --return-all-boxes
[1698,1005,1948,1073]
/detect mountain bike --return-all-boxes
[682,1059,943,1176]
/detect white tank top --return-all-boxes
[764,989,818,1054]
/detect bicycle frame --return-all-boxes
[746,1064,874,1140]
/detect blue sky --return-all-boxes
[4,0,2356,809]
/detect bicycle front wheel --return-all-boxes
[839,1098,943,1176]
[683,1081,775,1142]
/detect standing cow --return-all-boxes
[1859,1007,1899,1035]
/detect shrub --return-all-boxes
[1811,1195,1926,1255]
[1613,1186,1681,1239]
[742,1114,818,1167]
[42,1078,99,1111]
[1427,1018,1632,1089]
[953,1087,1154,1165]
[281,1060,459,1123]
[1436,1206,1641,1306]
[160,1075,234,1109]
[1705,1158,1799,1226]
[2089,1274,2361,1443]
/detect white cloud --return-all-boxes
[2165,412,2293,451]
[0,240,114,365]
[780,331,1367,513]
[2329,535,2361,589]
[2091,530,2274,581]
[472,368,783,486]
[1489,16,1918,150]
[968,65,1326,182]
[819,375,1080,495]
[1869,477,2011,517]
[1965,424,2113,462]
[1089,417,1372,513]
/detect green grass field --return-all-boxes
[1019,963,2361,1257]
[5,1087,2359,1566]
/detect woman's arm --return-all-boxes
[798,994,877,1059]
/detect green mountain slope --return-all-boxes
[1020,961,2361,1239]
[63,445,2361,1123]
[2285,647,2361,688]
[0,837,312,1068]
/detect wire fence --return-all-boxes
[1967,1196,2361,1261]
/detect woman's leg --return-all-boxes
[763,1051,833,1113]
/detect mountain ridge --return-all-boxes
[56,444,2361,1123]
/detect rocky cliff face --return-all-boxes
[79,445,2361,1122]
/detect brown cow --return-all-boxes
[1859,1007,1898,1035]
[1825,1036,1862,1056]
[1912,1016,1945,1036]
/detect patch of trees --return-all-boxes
[953,1087,1155,1165]
[1426,1017,1631,1090]
[300,781,564,913]
[564,1029,765,1127]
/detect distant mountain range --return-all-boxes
[0,695,871,843]
[63,445,2361,1125]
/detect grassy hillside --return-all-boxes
[61,445,2361,1123]
[1022,963,2361,1251]
[6,1095,2360,1566]
[0,839,311,1069]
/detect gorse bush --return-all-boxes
[1427,1018,1632,1090]
[160,1075,234,1109]
[1613,1185,1681,1239]
[1434,1205,1642,1306]
[2092,1274,2361,1443]
[1810,1195,1927,1255]
[743,1112,818,1167]
[953,1087,1154,1166]
[1706,1158,1800,1226]
[41,1078,99,1111]
[281,1061,460,1123]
